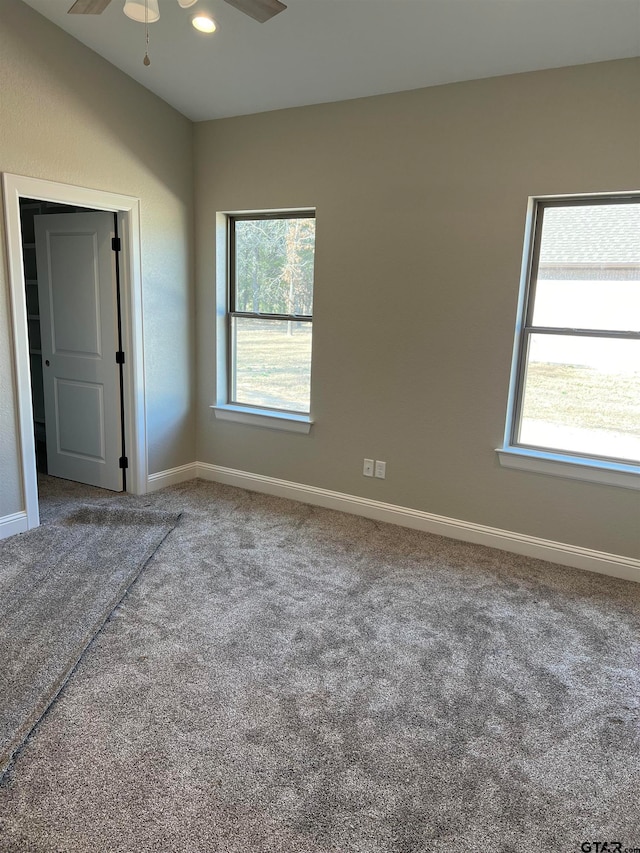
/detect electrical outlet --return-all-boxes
[363,458,374,477]
[375,460,386,479]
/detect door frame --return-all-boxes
[2,173,148,530]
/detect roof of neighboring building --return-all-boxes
[539,202,640,266]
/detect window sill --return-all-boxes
[211,405,312,434]
[496,446,640,490]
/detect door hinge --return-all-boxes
[116,351,125,365]
[119,456,128,469]
[111,236,121,252]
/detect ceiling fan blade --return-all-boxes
[223,0,287,23]
[68,0,112,13]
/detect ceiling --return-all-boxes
[21,0,640,122]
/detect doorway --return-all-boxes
[21,201,127,491]
[3,174,148,532]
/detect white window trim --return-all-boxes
[214,209,315,432]
[497,191,640,489]
[496,446,639,490]
[211,404,312,433]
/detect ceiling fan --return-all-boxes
[67,0,287,24]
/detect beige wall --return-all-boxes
[0,0,195,517]
[195,58,640,559]
[2,5,636,562]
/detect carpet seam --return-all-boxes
[0,512,181,784]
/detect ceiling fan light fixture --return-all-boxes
[123,0,160,23]
[177,0,198,7]
[192,14,217,33]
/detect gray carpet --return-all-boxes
[0,475,639,852]
[0,499,180,778]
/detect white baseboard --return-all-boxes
[0,511,29,540]
[148,462,640,584]
[147,463,199,493]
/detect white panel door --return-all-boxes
[35,212,123,491]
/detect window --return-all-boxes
[500,194,640,485]
[225,211,315,422]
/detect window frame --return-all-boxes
[498,192,640,490]
[215,209,315,428]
